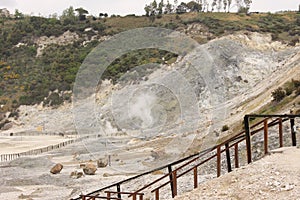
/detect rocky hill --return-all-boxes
[0,10,299,200]
[0,11,299,114]
[0,11,299,144]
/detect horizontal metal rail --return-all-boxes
[80,194,121,200]
[75,115,299,200]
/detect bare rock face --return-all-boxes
[50,163,63,174]
[83,163,97,175]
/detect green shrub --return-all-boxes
[237,7,249,14]
[271,87,286,102]
[48,92,63,106]
[285,87,293,96]
[292,79,300,87]
[19,95,34,105]
[164,22,178,30]
[221,125,229,132]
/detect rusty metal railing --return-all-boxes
[74,114,299,200]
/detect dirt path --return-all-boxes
[172,147,300,200]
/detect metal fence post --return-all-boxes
[279,118,283,147]
[264,119,268,154]
[117,184,121,199]
[290,118,296,146]
[225,143,232,172]
[244,115,252,164]
[217,146,221,177]
[168,165,175,198]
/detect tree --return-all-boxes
[14,9,24,19]
[99,13,108,18]
[227,0,232,12]
[75,7,89,21]
[150,0,158,16]
[176,2,188,14]
[164,0,173,14]
[187,1,202,12]
[237,6,249,13]
[211,0,217,11]
[223,0,228,12]
[152,0,158,11]
[202,0,209,12]
[236,0,252,13]
[243,0,252,8]
[144,0,159,16]
[158,0,164,15]
[144,5,151,16]
[60,6,76,24]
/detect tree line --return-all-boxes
[3,6,108,22]
[144,0,252,16]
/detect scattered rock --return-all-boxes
[50,163,63,174]
[281,183,294,191]
[103,173,110,177]
[18,193,33,200]
[80,163,86,168]
[97,159,108,168]
[83,163,97,175]
[70,171,84,179]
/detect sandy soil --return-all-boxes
[0,135,73,154]
[172,147,300,200]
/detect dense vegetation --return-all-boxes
[0,7,299,114]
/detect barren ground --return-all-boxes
[172,147,300,200]
[0,32,299,200]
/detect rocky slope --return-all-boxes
[172,147,300,200]
[0,31,299,200]
[3,31,299,137]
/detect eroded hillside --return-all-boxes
[0,11,300,200]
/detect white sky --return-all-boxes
[0,0,299,17]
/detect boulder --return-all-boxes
[50,163,63,174]
[97,159,108,168]
[83,163,97,175]
[2,122,13,130]
[76,172,83,178]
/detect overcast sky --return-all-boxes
[0,0,299,17]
